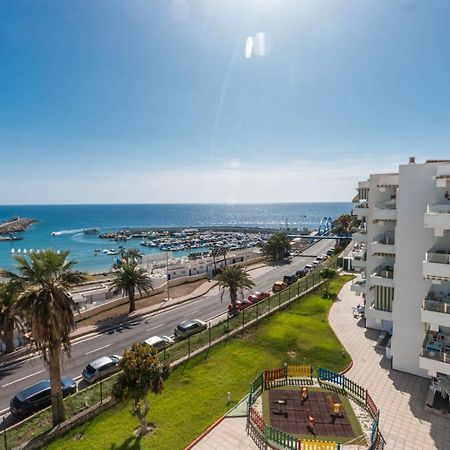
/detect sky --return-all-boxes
[1,0,450,204]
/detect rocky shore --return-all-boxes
[0,217,37,234]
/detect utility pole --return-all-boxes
[166,251,170,301]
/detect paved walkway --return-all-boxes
[330,281,445,450]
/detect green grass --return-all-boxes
[43,274,352,450]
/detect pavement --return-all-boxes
[0,238,335,425]
[190,279,445,450]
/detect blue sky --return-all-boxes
[1,0,450,204]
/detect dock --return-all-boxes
[0,217,37,234]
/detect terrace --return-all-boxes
[425,203,450,237]
[372,232,396,255]
[373,200,397,222]
[423,248,450,281]
[370,265,394,288]
[422,288,450,328]
[420,330,450,377]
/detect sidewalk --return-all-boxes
[329,281,444,450]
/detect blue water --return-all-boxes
[0,203,351,273]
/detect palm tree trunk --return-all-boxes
[129,288,136,314]
[49,342,65,426]
[230,288,237,310]
[4,320,14,353]
[138,397,149,437]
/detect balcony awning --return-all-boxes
[373,251,395,257]
[372,219,397,224]
[425,274,450,282]
[352,193,360,203]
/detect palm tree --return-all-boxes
[0,281,23,354]
[217,265,255,313]
[1,250,87,426]
[108,263,153,314]
[123,247,144,265]
[262,232,291,261]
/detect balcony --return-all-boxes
[425,204,450,237]
[352,249,367,269]
[373,200,397,222]
[370,265,394,287]
[371,233,396,255]
[350,278,367,295]
[369,302,392,321]
[435,165,450,188]
[420,332,450,376]
[352,203,369,219]
[423,249,450,281]
[421,288,450,328]
[352,228,368,244]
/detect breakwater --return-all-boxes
[0,217,37,234]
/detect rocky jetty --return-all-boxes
[0,217,37,234]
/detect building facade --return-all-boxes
[352,159,450,379]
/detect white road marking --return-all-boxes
[0,407,10,415]
[85,344,111,355]
[145,323,165,332]
[2,369,46,388]
[72,333,104,346]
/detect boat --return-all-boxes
[83,228,100,234]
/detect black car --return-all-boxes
[10,377,77,419]
[295,267,308,278]
[283,274,298,285]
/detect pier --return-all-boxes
[0,217,37,234]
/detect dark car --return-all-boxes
[295,267,308,278]
[174,319,207,339]
[10,377,77,419]
[283,274,298,285]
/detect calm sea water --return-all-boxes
[0,203,351,273]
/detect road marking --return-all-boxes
[0,407,10,415]
[72,333,104,346]
[145,323,165,332]
[188,309,200,315]
[2,369,46,388]
[85,344,111,355]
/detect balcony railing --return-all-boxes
[422,332,450,364]
[373,233,395,245]
[371,302,392,313]
[423,299,450,315]
[352,250,366,261]
[421,348,450,365]
[427,204,450,214]
[375,200,397,210]
[372,265,394,278]
[426,250,450,265]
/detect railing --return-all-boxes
[352,250,366,261]
[423,299,450,314]
[371,302,392,313]
[372,233,395,245]
[421,347,450,364]
[374,201,396,210]
[372,266,394,279]
[426,251,450,265]
[427,204,450,214]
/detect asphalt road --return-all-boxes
[0,238,334,424]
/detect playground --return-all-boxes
[265,387,358,440]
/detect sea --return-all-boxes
[0,203,351,273]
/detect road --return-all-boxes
[0,239,334,423]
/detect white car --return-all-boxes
[312,260,320,267]
[144,335,175,351]
[82,355,122,384]
[174,319,207,339]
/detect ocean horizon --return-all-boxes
[0,202,352,273]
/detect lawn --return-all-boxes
[45,275,352,450]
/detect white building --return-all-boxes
[351,158,450,379]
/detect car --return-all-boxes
[10,377,77,419]
[272,281,287,292]
[247,291,270,302]
[312,260,320,267]
[295,268,308,278]
[228,299,253,316]
[82,355,122,384]
[144,335,175,351]
[327,248,335,256]
[316,255,324,261]
[174,319,207,339]
[304,264,313,271]
[283,274,298,285]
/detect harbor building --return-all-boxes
[351,158,450,380]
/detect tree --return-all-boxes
[1,250,86,426]
[123,247,144,265]
[262,232,291,261]
[112,342,169,437]
[0,281,23,353]
[319,268,336,298]
[108,263,152,314]
[217,265,255,312]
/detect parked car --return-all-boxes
[10,377,77,419]
[283,274,298,285]
[248,291,270,302]
[316,255,324,261]
[174,319,207,339]
[304,264,313,271]
[295,267,308,278]
[312,260,320,267]
[82,355,122,384]
[272,281,287,292]
[144,335,175,352]
[228,299,253,316]
[327,248,335,256]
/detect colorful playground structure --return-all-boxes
[247,364,386,450]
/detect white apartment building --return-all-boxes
[351,158,450,379]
